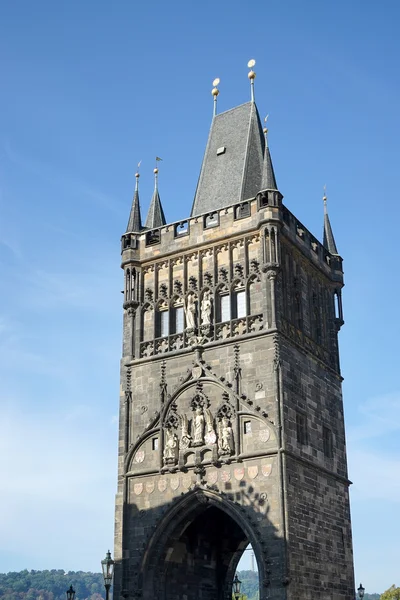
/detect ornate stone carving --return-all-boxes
[163,428,179,465]
[217,416,234,456]
[200,289,212,325]
[185,293,197,329]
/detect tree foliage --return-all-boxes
[380,585,400,600]
[0,570,104,600]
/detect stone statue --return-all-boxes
[201,290,212,325]
[163,428,178,464]
[218,417,234,455]
[193,407,204,446]
[204,407,217,444]
[179,413,191,450]
[185,293,196,329]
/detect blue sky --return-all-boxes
[0,0,399,594]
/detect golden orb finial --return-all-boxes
[135,172,140,178]
[154,167,159,174]
[247,59,256,80]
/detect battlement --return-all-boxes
[122,192,342,279]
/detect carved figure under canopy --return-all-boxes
[204,407,217,444]
[193,407,205,446]
[179,413,191,449]
[185,293,196,329]
[218,417,234,455]
[201,290,212,325]
[163,428,178,464]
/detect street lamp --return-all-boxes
[233,573,242,600]
[101,550,115,600]
[357,583,365,599]
[66,586,76,600]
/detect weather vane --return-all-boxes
[212,77,220,117]
[247,59,256,102]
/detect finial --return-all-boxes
[323,185,328,213]
[211,77,220,117]
[135,160,142,191]
[247,59,256,102]
[263,115,269,146]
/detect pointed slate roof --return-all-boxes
[191,101,266,216]
[126,175,143,232]
[260,141,278,190]
[145,173,166,229]
[323,195,338,255]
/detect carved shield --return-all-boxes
[158,478,167,492]
[234,467,245,481]
[182,474,192,489]
[145,481,155,494]
[134,450,145,463]
[208,470,218,485]
[259,428,270,443]
[261,464,272,477]
[220,470,231,482]
[248,466,259,479]
[191,365,203,380]
[133,482,143,495]
[170,476,180,490]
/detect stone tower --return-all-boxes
[114,75,355,600]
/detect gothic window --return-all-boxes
[296,412,308,445]
[172,305,184,334]
[323,426,333,458]
[156,310,169,338]
[295,291,302,329]
[218,294,231,322]
[233,289,246,319]
[152,438,159,451]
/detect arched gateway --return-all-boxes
[114,71,355,600]
[141,488,265,600]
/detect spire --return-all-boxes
[145,163,166,229]
[260,116,278,191]
[126,170,143,232]
[323,189,339,255]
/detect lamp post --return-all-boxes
[233,573,242,600]
[357,583,365,599]
[66,586,76,600]
[101,550,115,600]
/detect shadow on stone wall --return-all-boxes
[114,477,288,600]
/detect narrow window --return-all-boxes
[323,426,333,458]
[152,438,159,451]
[234,290,246,319]
[219,295,231,322]
[244,421,252,434]
[172,306,184,334]
[296,412,307,445]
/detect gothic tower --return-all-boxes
[114,69,354,600]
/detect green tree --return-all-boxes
[380,585,400,600]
